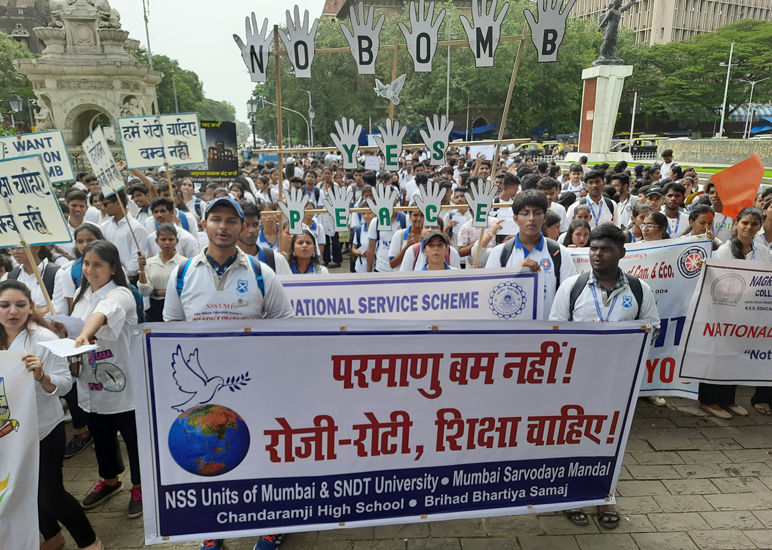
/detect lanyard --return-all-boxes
[749,243,756,261]
[667,214,680,235]
[588,200,602,225]
[631,233,637,243]
[590,284,618,322]
[403,226,412,241]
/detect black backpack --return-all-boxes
[568,271,644,321]
[499,237,563,288]
[9,263,59,297]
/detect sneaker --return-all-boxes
[64,433,93,458]
[255,534,284,550]
[647,396,667,407]
[128,487,143,518]
[200,541,223,550]
[82,479,122,509]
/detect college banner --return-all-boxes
[0,351,40,550]
[175,121,239,182]
[277,269,543,320]
[678,258,772,385]
[569,237,712,398]
[132,319,651,544]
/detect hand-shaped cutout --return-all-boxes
[459,0,510,68]
[323,184,355,232]
[278,6,320,78]
[278,188,310,235]
[414,179,446,226]
[464,177,499,227]
[524,0,577,62]
[372,119,407,171]
[340,2,386,75]
[397,0,446,72]
[234,13,273,83]
[419,114,455,166]
[366,184,400,230]
[330,118,363,169]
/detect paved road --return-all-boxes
[59,388,772,550]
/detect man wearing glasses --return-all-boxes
[99,189,149,284]
[485,190,576,319]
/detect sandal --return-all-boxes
[699,403,732,419]
[725,404,748,416]
[563,508,589,526]
[598,511,620,529]
[754,403,772,415]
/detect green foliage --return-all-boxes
[134,49,235,121]
[0,32,37,131]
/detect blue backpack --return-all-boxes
[154,212,189,232]
[176,256,265,297]
[71,258,147,323]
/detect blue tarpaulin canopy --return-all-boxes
[449,123,499,139]
[750,116,772,134]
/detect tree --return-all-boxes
[0,32,36,134]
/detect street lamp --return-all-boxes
[246,97,258,147]
[27,98,37,131]
[739,77,770,139]
[300,90,314,146]
[717,42,735,139]
[8,91,23,129]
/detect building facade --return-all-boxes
[572,0,772,45]
[0,0,48,53]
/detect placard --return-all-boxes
[0,130,74,184]
[278,269,543,320]
[82,125,125,196]
[132,319,650,544]
[176,121,239,182]
[118,113,206,169]
[364,155,381,171]
[0,154,72,248]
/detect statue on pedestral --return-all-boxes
[34,102,54,132]
[593,0,637,66]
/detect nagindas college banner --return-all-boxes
[132,319,651,544]
[570,237,712,399]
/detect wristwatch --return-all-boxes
[152,289,158,297]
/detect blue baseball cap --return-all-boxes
[204,196,244,220]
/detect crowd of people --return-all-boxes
[2,146,770,550]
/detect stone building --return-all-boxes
[0,0,48,53]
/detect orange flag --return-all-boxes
[711,153,764,219]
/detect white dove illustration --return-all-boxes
[374,74,407,105]
[171,346,250,412]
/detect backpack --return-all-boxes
[499,237,563,288]
[411,242,451,270]
[256,246,276,272]
[568,271,644,321]
[193,197,205,220]
[580,197,616,222]
[154,212,189,232]
[176,256,265,297]
[9,262,59,297]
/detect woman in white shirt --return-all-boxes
[703,207,771,419]
[71,241,143,518]
[0,280,101,550]
[138,223,186,322]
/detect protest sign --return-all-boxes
[132,318,650,544]
[0,130,74,184]
[678,258,772,386]
[176,121,239,182]
[118,113,205,169]
[82,126,124,196]
[570,238,712,398]
[711,154,764,220]
[340,2,385,75]
[0,154,72,248]
[364,155,381,171]
[0,351,40,550]
[468,145,497,161]
[278,269,543,320]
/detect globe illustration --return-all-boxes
[168,404,250,476]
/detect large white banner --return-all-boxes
[82,126,125,196]
[570,238,712,398]
[678,258,772,385]
[0,130,74,184]
[0,154,72,248]
[118,113,206,169]
[132,319,650,544]
[278,269,544,320]
[0,351,40,550]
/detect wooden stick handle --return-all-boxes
[21,244,56,316]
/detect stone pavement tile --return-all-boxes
[68,479,101,497]
[720,463,772,477]
[517,535,579,550]
[647,437,698,451]
[690,438,742,451]
[744,530,772,549]
[98,529,145,549]
[647,428,704,439]
[732,436,772,449]
[673,464,728,479]
[753,510,772,528]
[699,511,765,529]
[631,452,685,465]
[651,495,713,513]
[616,480,669,497]
[676,451,730,464]
[633,417,679,429]
[698,427,748,440]
[738,425,770,437]
[623,452,638,465]
[430,519,486,538]
[721,449,772,463]
[353,541,407,550]
[538,515,599,535]
[618,466,633,481]
[648,512,710,532]
[674,405,710,418]
[662,479,721,495]
[284,530,320,543]
[752,491,772,508]
[631,532,698,550]
[708,415,758,427]
[575,534,637,550]
[635,404,684,417]
[687,530,754,550]
[614,496,661,514]
[625,439,654,452]
[460,538,521,550]
[704,493,767,511]
[599,514,656,534]
[762,477,772,491]
[320,527,374,541]
[626,465,683,480]
[375,523,430,539]
[407,538,462,550]
[484,515,544,536]
[670,416,714,428]
[711,477,770,494]
[310,543,355,550]
[748,412,772,425]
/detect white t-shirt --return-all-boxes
[485,235,577,319]
[566,197,618,229]
[147,228,202,259]
[368,216,404,272]
[352,223,370,273]
[548,202,570,232]
[144,210,198,236]
[399,243,462,271]
[713,214,735,244]
[615,196,635,229]
[714,241,772,262]
[665,211,690,238]
[101,216,149,277]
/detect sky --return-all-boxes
[111,0,326,122]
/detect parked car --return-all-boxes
[509,142,545,158]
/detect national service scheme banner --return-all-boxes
[570,237,712,399]
[678,258,772,386]
[278,269,543,320]
[132,319,650,544]
[0,351,40,550]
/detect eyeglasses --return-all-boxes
[517,210,545,219]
